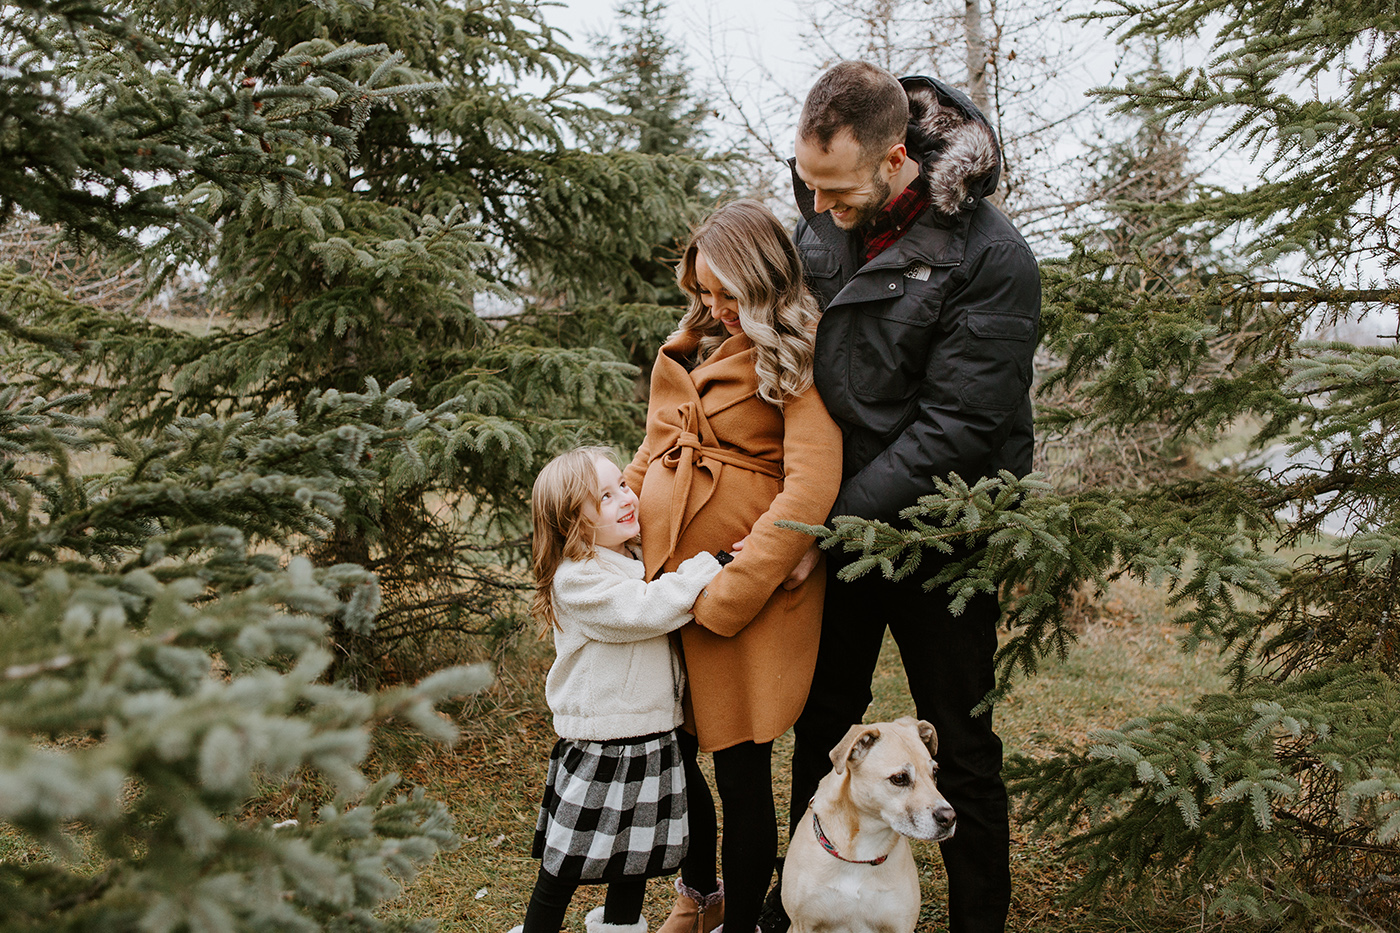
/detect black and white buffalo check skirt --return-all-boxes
[531,730,688,882]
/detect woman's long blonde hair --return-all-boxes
[530,446,630,632]
[674,199,821,408]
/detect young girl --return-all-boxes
[510,446,726,933]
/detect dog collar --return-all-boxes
[811,809,893,866]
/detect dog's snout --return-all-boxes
[934,802,957,830]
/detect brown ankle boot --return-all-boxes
[657,879,723,933]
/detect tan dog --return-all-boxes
[781,718,956,933]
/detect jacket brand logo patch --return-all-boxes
[904,262,932,281]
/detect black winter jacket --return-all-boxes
[792,75,1041,525]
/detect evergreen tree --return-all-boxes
[2,4,491,928]
[1036,68,1238,492]
[499,0,734,409]
[792,0,1400,923]
[585,0,721,312]
[3,0,732,678]
[594,0,710,161]
[0,383,490,931]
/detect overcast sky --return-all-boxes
[546,0,809,84]
[544,0,832,142]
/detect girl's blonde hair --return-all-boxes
[674,199,821,408]
[530,446,632,632]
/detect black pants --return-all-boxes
[519,868,646,933]
[678,731,776,933]
[789,556,1011,933]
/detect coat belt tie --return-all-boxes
[661,432,784,479]
[654,401,784,566]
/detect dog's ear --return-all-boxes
[830,724,881,774]
[916,719,938,757]
[891,715,937,757]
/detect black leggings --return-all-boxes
[519,868,645,933]
[677,730,776,933]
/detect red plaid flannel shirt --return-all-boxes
[862,174,931,261]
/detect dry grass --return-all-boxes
[380,578,1243,933]
[994,582,1227,758]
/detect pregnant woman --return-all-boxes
[623,199,842,933]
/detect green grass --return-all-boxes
[381,578,1243,933]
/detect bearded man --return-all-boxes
[770,61,1040,933]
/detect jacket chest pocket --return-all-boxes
[849,296,942,402]
[801,246,843,309]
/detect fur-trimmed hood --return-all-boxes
[901,75,1001,215]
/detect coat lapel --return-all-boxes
[646,333,760,566]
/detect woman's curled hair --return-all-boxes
[675,199,820,408]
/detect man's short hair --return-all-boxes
[798,61,909,164]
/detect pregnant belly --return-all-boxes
[638,464,782,563]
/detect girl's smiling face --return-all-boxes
[585,456,639,554]
[694,250,744,336]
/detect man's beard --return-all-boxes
[832,170,892,232]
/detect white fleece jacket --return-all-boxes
[546,546,722,741]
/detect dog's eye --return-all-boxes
[888,772,911,787]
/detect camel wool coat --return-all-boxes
[624,331,842,752]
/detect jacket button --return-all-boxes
[887,282,897,290]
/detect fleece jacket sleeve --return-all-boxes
[553,551,722,644]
